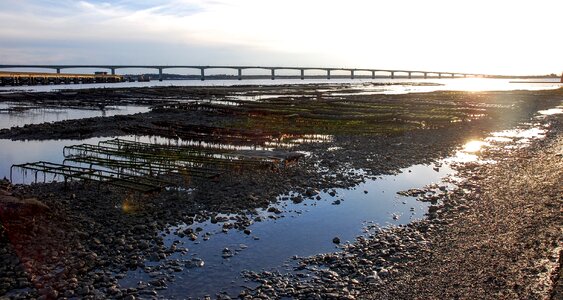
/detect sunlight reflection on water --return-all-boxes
[0,77,560,94]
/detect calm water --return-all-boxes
[120,163,449,298]
[0,104,149,129]
[0,77,561,94]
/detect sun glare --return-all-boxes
[463,140,488,153]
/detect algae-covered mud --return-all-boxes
[0,83,562,299]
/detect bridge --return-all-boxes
[0,64,490,82]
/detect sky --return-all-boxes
[0,0,562,75]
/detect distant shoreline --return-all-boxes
[510,81,563,84]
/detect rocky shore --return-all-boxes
[0,86,562,299]
[241,117,563,300]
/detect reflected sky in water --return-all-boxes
[0,77,561,94]
[0,104,149,129]
[120,162,451,298]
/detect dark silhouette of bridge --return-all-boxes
[0,64,492,81]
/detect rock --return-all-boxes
[378,268,390,277]
[305,189,319,197]
[191,258,205,267]
[39,287,58,299]
[0,195,49,218]
[133,224,147,233]
[267,207,282,214]
[222,247,234,259]
[332,237,341,244]
[367,271,382,282]
[139,289,157,296]
[107,285,120,294]
[63,290,75,298]
[292,196,303,203]
[76,284,91,296]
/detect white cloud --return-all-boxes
[0,0,562,74]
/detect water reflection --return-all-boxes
[462,140,489,152]
[0,103,150,129]
[1,78,560,94]
[444,105,558,164]
[115,102,563,297]
[5,132,332,189]
[119,162,452,298]
[537,106,562,116]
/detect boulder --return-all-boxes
[0,194,50,219]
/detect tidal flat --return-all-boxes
[0,84,562,299]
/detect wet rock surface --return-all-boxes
[0,86,562,299]
[240,118,563,299]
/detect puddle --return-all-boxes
[444,106,560,165]
[0,103,150,129]
[118,162,453,298]
[538,106,563,116]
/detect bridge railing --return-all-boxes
[0,64,488,82]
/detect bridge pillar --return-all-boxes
[438,73,442,78]
[372,71,375,79]
[451,73,455,78]
[110,68,116,75]
[300,69,305,80]
[408,72,412,79]
[327,69,331,80]
[200,68,205,81]
[158,68,163,81]
[238,68,242,80]
[390,71,394,79]
[56,68,61,74]
[271,69,275,80]
[424,72,428,79]
[464,74,467,78]
[350,70,354,79]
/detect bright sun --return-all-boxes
[463,140,488,153]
